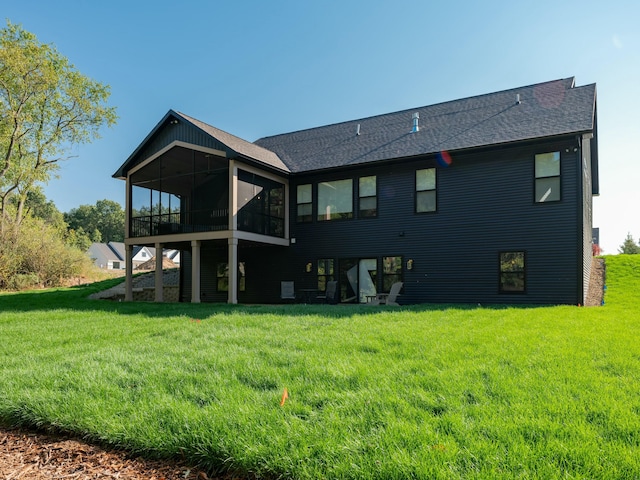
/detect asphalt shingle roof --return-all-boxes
[254,77,596,173]
[174,111,290,173]
[115,77,596,178]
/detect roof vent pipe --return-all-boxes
[516,93,521,105]
[412,112,420,133]
[356,123,361,136]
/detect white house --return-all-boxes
[87,242,154,270]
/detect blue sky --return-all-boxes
[4,0,639,254]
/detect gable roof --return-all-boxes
[87,242,122,262]
[173,112,289,173]
[106,242,148,260]
[113,110,289,178]
[254,77,596,173]
[115,78,596,179]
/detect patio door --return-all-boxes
[339,258,377,303]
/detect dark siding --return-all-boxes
[180,250,191,303]
[287,138,582,305]
[180,136,585,305]
[181,241,295,303]
[129,122,232,173]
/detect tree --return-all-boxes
[10,187,65,231]
[0,21,117,231]
[618,233,640,254]
[65,199,125,243]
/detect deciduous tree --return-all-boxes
[0,21,117,231]
[65,199,124,243]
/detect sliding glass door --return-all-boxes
[339,258,377,303]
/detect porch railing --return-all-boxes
[130,209,229,238]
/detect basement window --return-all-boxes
[535,152,560,202]
[499,252,526,293]
[217,262,246,292]
[317,258,335,292]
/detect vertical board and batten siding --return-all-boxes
[128,121,231,172]
[286,137,583,305]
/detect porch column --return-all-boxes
[228,237,238,304]
[191,240,201,303]
[125,244,133,301]
[228,159,238,231]
[154,242,163,302]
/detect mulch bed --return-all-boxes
[0,427,243,480]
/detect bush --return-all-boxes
[0,216,95,290]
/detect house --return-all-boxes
[113,77,599,305]
[87,242,153,270]
[87,242,125,270]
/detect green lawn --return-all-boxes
[1,255,639,479]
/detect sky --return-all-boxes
[4,0,639,254]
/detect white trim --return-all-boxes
[228,238,238,304]
[191,240,201,303]
[125,230,290,247]
[229,159,238,231]
[155,242,164,302]
[235,160,289,186]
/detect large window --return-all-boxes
[382,256,403,291]
[416,168,436,213]
[535,152,560,202]
[217,262,246,292]
[318,179,353,221]
[499,252,525,293]
[317,259,335,292]
[237,170,285,237]
[359,176,377,218]
[297,184,312,222]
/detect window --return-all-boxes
[141,252,147,258]
[382,256,403,292]
[237,171,285,237]
[217,262,246,292]
[535,152,560,202]
[297,184,312,222]
[317,259,334,292]
[416,168,436,212]
[359,176,377,218]
[499,252,525,293]
[318,179,353,221]
[112,261,120,269]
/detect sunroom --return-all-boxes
[114,111,290,304]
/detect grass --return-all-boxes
[1,255,639,479]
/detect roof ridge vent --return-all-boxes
[411,112,420,133]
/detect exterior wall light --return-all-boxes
[407,259,414,270]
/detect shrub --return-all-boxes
[0,215,94,289]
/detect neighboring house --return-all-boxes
[87,242,153,270]
[87,242,125,270]
[113,77,599,305]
